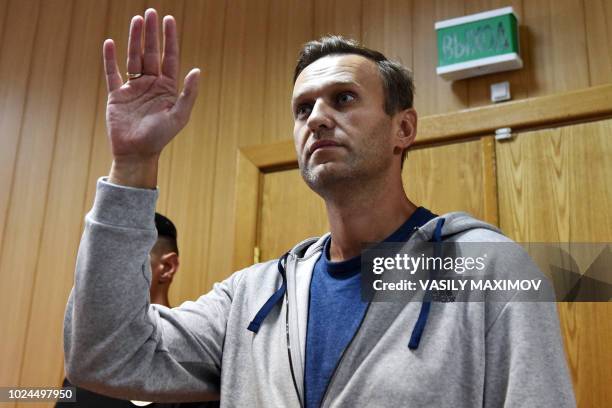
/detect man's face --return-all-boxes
[292,54,395,194]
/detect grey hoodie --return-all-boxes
[63,178,576,407]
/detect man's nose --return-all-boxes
[306,99,334,134]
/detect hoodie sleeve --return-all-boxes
[483,245,576,408]
[63,178,237,403]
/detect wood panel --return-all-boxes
[523,0,590,97]
[403,137,492,221]
[497,118,612,407]
[0,0,40,260]
[259,169,328,261]
[498,128,570,241]
[233,151,261,269]
[584,0,612,85]
[361,0,413,67]
[206,0,269,289]
[313,0,362,41]
[560,302,612,407]
[165,0,226,305]
[417,84,612,143]
[16,1,110,397]
[0,0,8,46]
[0,0,74,394]
[566,122,612,242]
[480,135,498,226]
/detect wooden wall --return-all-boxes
[0,0,610,402]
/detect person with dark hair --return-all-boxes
[63,8,575,408]
[149,213,180,307]
[57,213,218,408]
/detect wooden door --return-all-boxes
[497,118,612,407]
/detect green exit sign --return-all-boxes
[436,7,522,81]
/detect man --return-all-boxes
[64,8,575,407]
[58,214,217,407]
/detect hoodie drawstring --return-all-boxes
[247,252,290,333]
[408,218,445,350]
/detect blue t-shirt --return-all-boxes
[304,207,437,408]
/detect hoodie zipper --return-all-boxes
[285,257,304,408]
[317,227,423,407]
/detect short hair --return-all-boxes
[294,35,414,115]
[294,35,415,164]
[155,212,179,256]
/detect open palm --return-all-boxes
[104,9,199,161]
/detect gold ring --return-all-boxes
[126,72,143,80]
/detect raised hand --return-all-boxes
[104,8,200,188]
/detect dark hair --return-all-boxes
[294,36,415,166]
[293,35,415,115]
[155,212,179,256]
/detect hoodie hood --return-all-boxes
[414,211,502,242]
[248,211,504,346]
[289,211,501,259]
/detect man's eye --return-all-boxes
[337,92,356,105]
[296,105,312,119]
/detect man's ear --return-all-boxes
[159,252,179,283]
[394,108,417,151]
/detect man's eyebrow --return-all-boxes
[292,80,360,103]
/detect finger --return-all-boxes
[127,15,143,76]
[103,39,123,92]
[142,8,160,75]
[170,68,201,127]
[161,15,178,80]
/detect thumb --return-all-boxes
[171,68,201,127]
